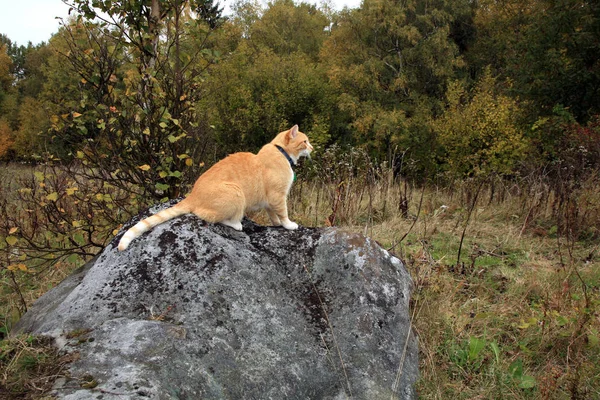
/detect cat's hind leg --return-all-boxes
[266,207,282,226]
[193,183,245,231]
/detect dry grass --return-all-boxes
[1,159,599,399]
[0,334,70,399]
[289,175,600,399]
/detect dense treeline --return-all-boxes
[0,0,599,189]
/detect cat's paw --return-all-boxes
[222,220,243,231]
[282,220,299,230]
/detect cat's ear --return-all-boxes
[288,125,299,140]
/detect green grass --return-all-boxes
[0,334,67,399]
[357,190,600,399]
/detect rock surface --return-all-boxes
[15,201,418,399]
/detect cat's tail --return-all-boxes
[117,203,189,251]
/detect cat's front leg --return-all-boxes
[268,196,298,230]
[268,206,297,229]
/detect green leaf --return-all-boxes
[490,342,501,364]
[47,192,59,202]
[168,133,187,143]
[5,236,18,246]
[73,233,85,246]
[519,375,536,389]
[509,359,523,379]
[468,337,486,362]
[155,183,169,191]
[556,315,568,326]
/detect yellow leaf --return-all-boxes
[66,187,78,196]
[47,192,59,202]
[72,220,81,228]
[9,227,18,234]
[143,128,150,135]
[185,158,193,167]
[179,95,187,101]
[18,264,28,272]
[72,112,82,118]
[76,151,85,159]
[138,164,151,171]
[5,236,18,246]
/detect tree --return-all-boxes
[49,0,225,200]
[195,0,226,29]
[321,0,473,175]
[0,44,13,109]
[0,119,14,159]
[11,97,50,158]
[248,0,329,60]
[468,0,600,123]
[435,70,529,178]
[199,0,335,154]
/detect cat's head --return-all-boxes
[274,125,314,161]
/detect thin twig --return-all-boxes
[388,184,425,252]
[391,298,417,398]
[456,179,485,267]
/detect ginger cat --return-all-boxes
[117,125,313,251]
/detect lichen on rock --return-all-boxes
[15,201,418,399]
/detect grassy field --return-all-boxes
[1,163,599,399]
[288,172,600,399]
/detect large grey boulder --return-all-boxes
[14,201,418,399]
